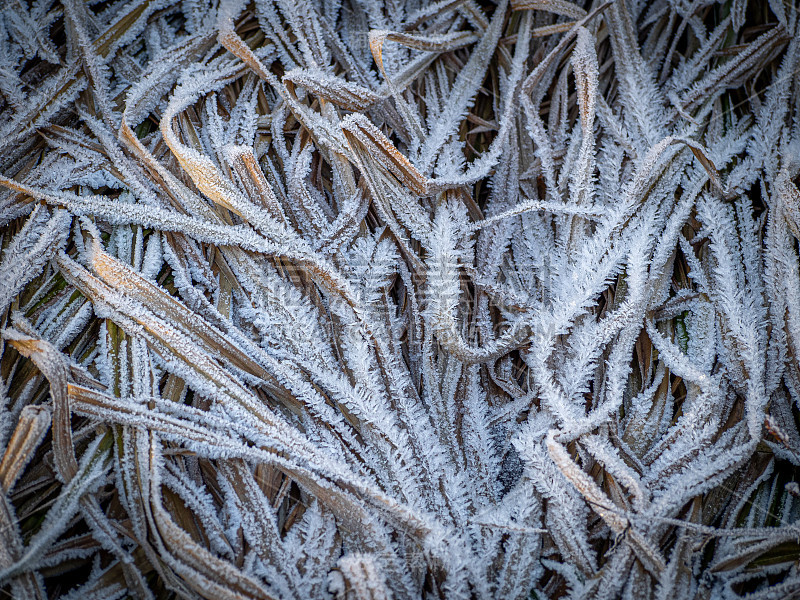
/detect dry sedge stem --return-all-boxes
[0,0,799,599]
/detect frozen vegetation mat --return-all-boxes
[1,0,800,598]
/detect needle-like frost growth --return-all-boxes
[1,0,800,598]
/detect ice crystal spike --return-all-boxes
[1,0,800,598]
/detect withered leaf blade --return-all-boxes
[0,0,797,597]
[0,406,51,493]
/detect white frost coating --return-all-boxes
[0,1,798,599]
[0,206,71,312]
